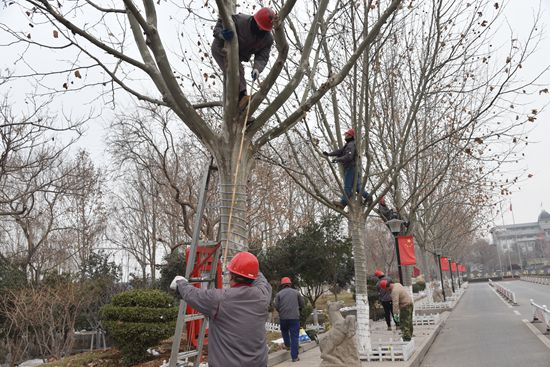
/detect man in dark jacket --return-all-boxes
[171,251,272,367]
[274,277,305,362]
[323,128,371,209]
[374,270,394,330]
[211,7,275,108]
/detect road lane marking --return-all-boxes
[514,310,521,316]
[522,319,550,351]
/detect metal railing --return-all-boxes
[530,299,550,333]
[488,279,517,305]
[521,276,550,285]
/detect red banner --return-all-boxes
[397,235,416,265]
[412,266,421,277]
[459,265,466,273]
[440,257,449,271]
[451,262,457,272]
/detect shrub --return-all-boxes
[100,289,177,365]
[412,281,426,293]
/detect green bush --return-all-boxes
[100,289,177,365]
[412,281,426,293]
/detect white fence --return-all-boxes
[265,322,280,332]
[364,338,415,362]
[412,314,440,326]
[488,279,517,305]
[530,299,550,333]
[521,276,550,285]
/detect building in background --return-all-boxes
[491,210,550,271]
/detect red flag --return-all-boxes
[461,265,467,273]
[397,235,416,265]
[440,257,449,271]
[412,266,421,277]
[451,262,457,272]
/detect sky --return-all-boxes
[1,0,549,228]
[494,1,550,226]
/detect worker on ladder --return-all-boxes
[171,251,272,367]
[211,7,275,110]
[323,128,372,209]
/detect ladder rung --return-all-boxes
[176,349,200,359]
[184,313,205,322]
[189,277,215,283]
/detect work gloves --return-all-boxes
[393,314,400,325]
[251,68,260,80]
[221,29,234,41]
[170,276,188,290]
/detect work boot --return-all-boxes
[292,357,300,362]
[387,326,392,331]
[332,200,346,209]
[238,95,251,110]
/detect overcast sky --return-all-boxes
[1,1,549,228]
[495,1,550,226]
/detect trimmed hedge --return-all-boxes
[100,289,177,365]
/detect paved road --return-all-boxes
[419,282,550,367]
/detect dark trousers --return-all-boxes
[280,319,300,360]
[341,166,369,205]
[381,300,394,327]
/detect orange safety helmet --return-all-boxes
[253,7,275,32]
[344,128,355,137]
[379,279,391,289]
[227,251,259,280]
[281,276,292,285]
[374,269,384,278]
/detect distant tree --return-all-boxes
[260,215,353,307]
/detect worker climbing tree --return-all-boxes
[211,7,275,113]
[323,128,372,209]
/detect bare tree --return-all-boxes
[1,0,402,264]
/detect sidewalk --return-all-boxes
[270,304,452,367]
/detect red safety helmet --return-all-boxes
[281,277,292,285]
[374,269,384,278]
[344,128,355,137]
[254,7,275,32]
[227,251,259,280]
[379,279,391,289]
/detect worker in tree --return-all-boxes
[171,251,272,367]
[274,277,305,362]
[380,279,413,341]
[211,7,275,109]
[378,196,398,221]
[374,270,394,331]
[323,128,372,209]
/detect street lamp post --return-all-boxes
[448,257,455,293]
[436,252,446,302]
[456,262,461,288]
[386,218,405,285]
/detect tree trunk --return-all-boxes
[348,207,371,355]
[214,135,254,263]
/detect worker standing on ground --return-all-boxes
[211,7,275,109]
[374,270,394,331]
[274,277,305,362]
[380,279,413,341]
[323,128,371,209]
[171,251,272,367]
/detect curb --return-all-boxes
[405,311,450,367]
[267,341,318,366]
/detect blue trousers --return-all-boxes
[341,167,369,205]
[280,319,300,360]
